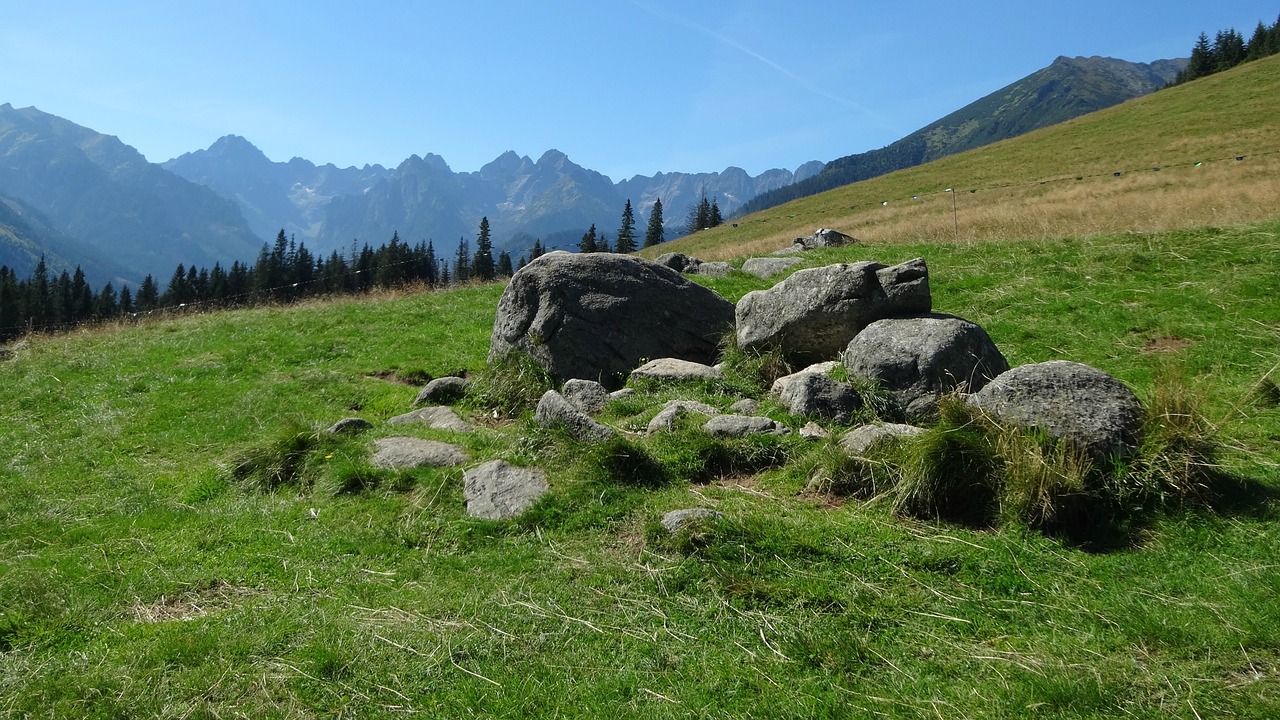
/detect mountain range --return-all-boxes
[739,55,1188,215]
[1,54,1184,284]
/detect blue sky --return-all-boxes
[3,2,1277,180]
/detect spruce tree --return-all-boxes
[473,217,496,281]
[578,224,598,253]
[497,251,514,277]
[710,197,723,228]
[453,238,471,283]
[644,198,665,248]
[615,199,637,254]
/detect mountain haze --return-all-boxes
[0,104,263,283]
[739,55,1188,215]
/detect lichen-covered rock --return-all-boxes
[535,390,615,442]
[736,258,931,364]
[839,423,926,455]
[660,508,724,533]
[489,252,734,389]
[778,372,864,423]
[968,360,1144,462]
[388,406,475,432]
[843,313,1008,419]
[464,461,549,520]
[703,414,789,438]
[647,400,720,433]
[742,256,803,278]
[562,379,611,415]
[630,358,724,384]
[414,376,470,406]
[770,362,841,396]
[324,418,374,435]
[370,437,468,469]
[694,261,732,277]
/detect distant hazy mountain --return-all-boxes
[739,55,1189,215]
[0,104,263,283]
[163,135,390,244]
[168,138,823,256]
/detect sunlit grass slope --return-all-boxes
[653,54,1280,260]
[1,215,1278,716]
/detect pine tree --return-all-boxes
[453,238,471,283]
[709,197,723,228]
[1181,32,1213,83]
[531,238,545,259]
[615,199,637,254]
[578,224,598,253]
[497,251,514,277]
[136,275,159,310]
[473,217,496,281]
[1246,21,1270,60]
[118,285,134,314]
[644,198,665,248]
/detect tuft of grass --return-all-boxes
[467,350,556,418]
[230,423,329,493]
[1128,364,1220,505]
[797,440,903,499]
[716,331,793,394]
[893,398,1000,525]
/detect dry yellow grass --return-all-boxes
[653,55,1280,260]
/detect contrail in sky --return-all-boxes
[629,0,897,132]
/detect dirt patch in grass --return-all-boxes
[129,580,253,623]
[1142,336,1193,353]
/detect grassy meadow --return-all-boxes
[3,54,1280,720]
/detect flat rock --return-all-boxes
[839,423,927,455]
[324,418,374,435]
[464,460,549,520]
[693,261,733,277]
[703,414,789,438]
[968,360,1144,462]
[630,358,724,383]
[371,437,468,469]
[737,258,931,365]
[742,256,803,278]
[388,406,475,432]
[488,252,735,389]
[729,398,760,414]
[647,400,720,433]
[770,362,841,396]
[800,422,831,439]
[535,390,615,442]
[660,508,725,533]
[414,376,470,406]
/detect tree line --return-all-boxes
[1173,15,1280,85]
[0,195,680,343]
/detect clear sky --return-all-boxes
[3,2,1277,180]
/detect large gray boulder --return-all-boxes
[489,252,735,389]
[535,390,615,442]
[414,376,470,406]
[778,372,864,424]
[842,314,1008,419]
[968,360,1145,462]
[464,461,549,520]
[736,258,931,364]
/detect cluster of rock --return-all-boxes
[328,244,1145,525]
[489,249,1145,470]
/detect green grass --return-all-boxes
[1,223,1279,717]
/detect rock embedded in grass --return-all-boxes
[742,256,803,278]
[562,379,611,415]
[778,372,864,423]
[968,360,1144,462]
[839,422,927,455]
[324,417,374,435]
[630,358,724,384]
[842,313,1008,420]
[464,460,549,520]
[388,406,474,433]
[647,400,721,433]
[703,414,790,438]
[414,376,470,406]
[488,252,735,390]
[371,437,468,469]
[660,508,725,533]
[535,390,615,441]
[736,258,931,364]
